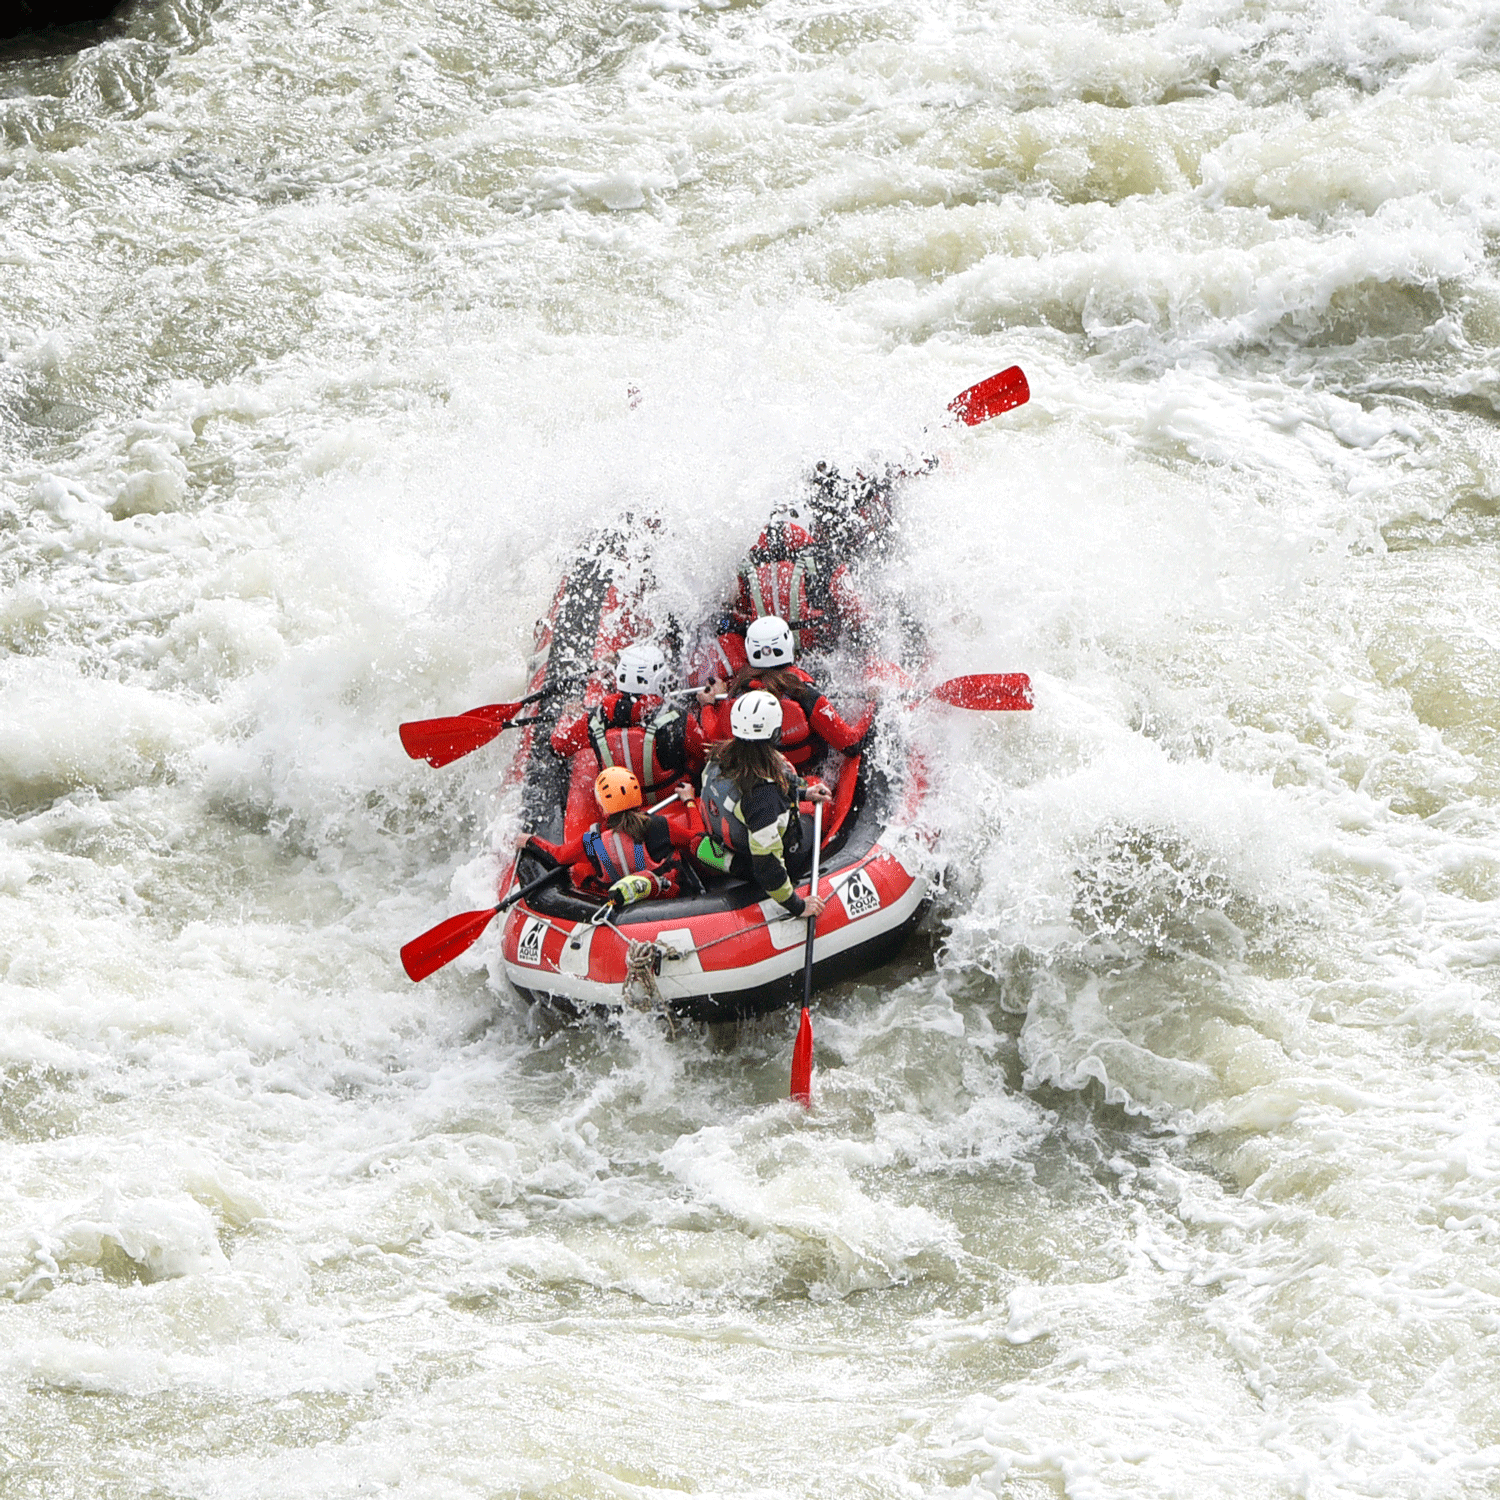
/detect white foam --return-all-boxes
[5,0,1500,1493]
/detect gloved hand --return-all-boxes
[843,725,875,758]
[842,705,877,758]
[520,837,559,868]
[609,873,655,908]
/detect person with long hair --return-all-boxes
[523,768,695,908]
[698,691,831,920]
[700,616,872,767]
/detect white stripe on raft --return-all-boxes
[501,871,927,1004]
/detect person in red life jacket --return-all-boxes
[698,691,831,919]
[550,642,713,793]
[695,463,916,684]
[684,622,747,689]
[700,616,873,768]
[725,510,869,659]
[522,768,693,908]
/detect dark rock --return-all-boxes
[1,2,124,43]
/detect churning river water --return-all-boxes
[4,0,1500,1495]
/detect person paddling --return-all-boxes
[551,641,711,793]
[719,464,913,655]
[725,508,868,658]
[522,768,695,908]
[698,691,831,920]
[701,616,872,768]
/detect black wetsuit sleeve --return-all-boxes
[784,678,821,717]
[644,817,675,864]
[740,781,804,915]
[653,713,687,776]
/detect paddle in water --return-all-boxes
[790,1006,813,1109]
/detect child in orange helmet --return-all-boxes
[523,769,695,907]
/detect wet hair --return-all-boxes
[605,807,653,841]
[726,664,802,698]
[708,738,795,798]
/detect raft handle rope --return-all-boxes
[589,862,870,979]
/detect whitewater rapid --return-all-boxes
[4,0,1500,1495]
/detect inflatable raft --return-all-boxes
[494,527,931,1025]
[399,367,1036,1019]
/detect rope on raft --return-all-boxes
[622,939,682,1035]
[540,865,866,1012]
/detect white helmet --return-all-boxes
[615,643,668,696]
[730,689,783,742]
[745,615,795,668]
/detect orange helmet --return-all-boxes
[594,767,642,815]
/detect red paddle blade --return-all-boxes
[949,365,1029,426]
[932,673,1033,711]
[790,1006,813,1108]
[398,702,523,767]
[400,905,500,982]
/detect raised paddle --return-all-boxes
[790,800,824,1109]
[948,365,1029,426]
[401,865,564,982]
[929,673,1033,712]
[399,691,546,768]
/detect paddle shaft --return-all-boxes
[499,862,566,913]
[801,801,824,1009]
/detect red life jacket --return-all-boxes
[688,630,746,686]
[740,670,815,764]
[733,523,839,652]
[582,824,653,883]
[735,522,828,645]
[580,821,681,898]
[736,565,825,652]
[777,699,812,762]
[587,704,685,793]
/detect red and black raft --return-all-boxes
[494,531,931,1025]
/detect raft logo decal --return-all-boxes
[841,869,882,920]
[516,917,547,967]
